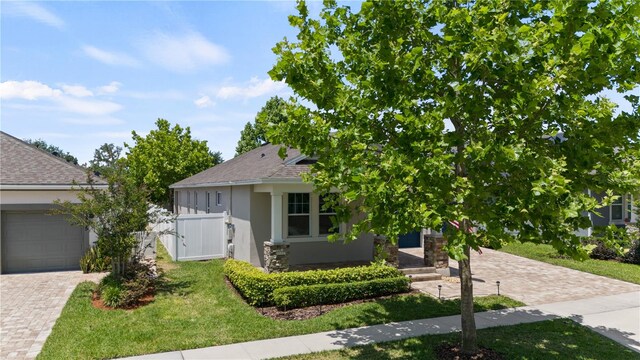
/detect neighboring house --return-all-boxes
[0,131,104,273]
[170,143,375,269]
[591,192,637,229]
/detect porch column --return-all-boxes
[270,191,284,244]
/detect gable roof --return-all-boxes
[0,131,103,187]
[170,143,310,188]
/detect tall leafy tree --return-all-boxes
[125,119,222,207]
[269,0,640,354]
[235,96,288,156]
[25,138,79,165]
[89,143,122,177]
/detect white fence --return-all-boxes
[157,212,227,261]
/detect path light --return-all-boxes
[437,284,442,300]
[496,281,501,296]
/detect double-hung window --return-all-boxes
[187,191,191,214]
[194,192,198,214]
[319,194,338,235]
[288,193,310,236]
[216,191,223,206]
[611,194,634,222]
[206,192,211,214]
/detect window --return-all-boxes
[187,191,191,214]
[206,192,211,213]
[611,194,634,222]
[216,191,222,206]
[288,193,310,236]
[319,194,338,235]
[194,192,198,214]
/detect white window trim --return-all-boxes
[216,191,222,206]
[611,194,634,224]
[284,193,342,241]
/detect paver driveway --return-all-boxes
[408,247,640,304]
[0,271,103,359]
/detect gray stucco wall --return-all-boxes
[250,191,270,267]
[229,186,253,265]
[591,192,611,228]
[289,236,374,265]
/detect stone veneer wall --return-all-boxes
[373,235,399,267]
[264,241,290,273]
[424,235,449,269]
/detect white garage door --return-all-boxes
[2,212,85,273]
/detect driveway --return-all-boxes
[0,271,103,360]
[408,247,640,304]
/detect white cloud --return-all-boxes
[61,84,94,97]
[0,80,62,100]
[216,77,288,100]
[62,117,125,126]
[55,96,122,116]
[82,45,140,67]
[0,80,122,116]
[3,2,65,29]
[122,90,186,100]
[194,95,214,108]
[140,31,230,72]
[97,81,122,94]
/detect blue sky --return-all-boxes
[1,1,635,165]
[0,1,321,164]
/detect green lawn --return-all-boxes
[500,242,640,285]
[278,319,640,360]
[38,244,523,360]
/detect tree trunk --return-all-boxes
[459,244,477,354]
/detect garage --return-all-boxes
[1,211,86,273]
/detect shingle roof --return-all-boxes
[171,143,310,188]
[0,131,101,186]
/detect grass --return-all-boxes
[500,242,640,285]
[38,242,523,360]
[278,319,640,360]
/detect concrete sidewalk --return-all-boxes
[119,291,640,360]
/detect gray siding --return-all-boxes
[591,192,611,228]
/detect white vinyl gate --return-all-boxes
[158,212,227,261]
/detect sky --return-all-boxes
[0,1,636,165]
[0,0,326,164]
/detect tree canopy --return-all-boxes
[235,96,288,156]
[125,119,222,207]
[89,143,123,177]
[269,0,640,353]
[25,138,79,165]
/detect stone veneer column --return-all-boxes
[373,235,399,267]
[424,235,449,274]
[264,241,290,273]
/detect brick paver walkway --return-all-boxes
[0,271,104,359]
[407,247,640,305]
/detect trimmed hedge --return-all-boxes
[223,259,404,306]
[273,276,411,309]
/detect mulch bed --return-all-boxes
[435,343,505,360]
[91,291,155,311]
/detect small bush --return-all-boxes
[79,247,111,273]
[588,241,619,261]
[273,276,411,309]
[223,259,404,306]
[622,240,640,265]
[97,261,156,308]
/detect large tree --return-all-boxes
[235,96,288,156]
[25,138,79,165]
[89,143,122,177]
[269,0,640,354]
[125,119,222,207]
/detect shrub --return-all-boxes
[223,259,404,306]
[622,240,640,265]
[97,261,156,308]
[588,241,619,261]
[79,247,111,273]
[273,276,411,309]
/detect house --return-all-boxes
[170,144,377,271]
[0,131,104,273]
